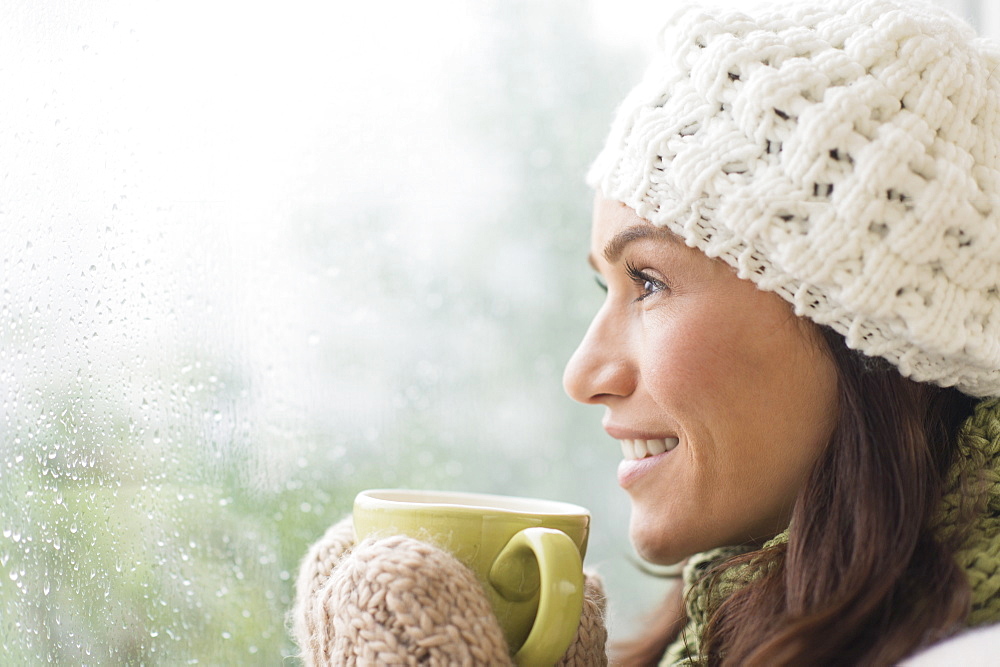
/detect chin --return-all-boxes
[629,521,690,566]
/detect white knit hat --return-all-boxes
[589,0,1000,397]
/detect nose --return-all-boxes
[563,305,636,404]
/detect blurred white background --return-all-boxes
[2,0,995,662]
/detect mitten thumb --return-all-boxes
[291,516,355,657]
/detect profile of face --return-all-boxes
[563,196,839,565]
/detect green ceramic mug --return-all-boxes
[353,489,590,666]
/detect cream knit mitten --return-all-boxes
[291,517,609,666]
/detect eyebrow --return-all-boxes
[601,225,679,264]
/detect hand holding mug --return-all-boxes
[292,490,606,666]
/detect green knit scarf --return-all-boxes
[660,398,1000,666]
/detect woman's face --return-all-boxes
[564,196,839,565]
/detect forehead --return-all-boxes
[590,195,681,257]
[591,194,643,235]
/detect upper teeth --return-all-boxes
[620,438,679,460]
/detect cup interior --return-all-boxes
[356,488,589,517]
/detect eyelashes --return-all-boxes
[592,262,670,301]
[625,260,669,301]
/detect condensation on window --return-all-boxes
[2,0,990,663]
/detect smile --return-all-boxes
[619,438,679,460]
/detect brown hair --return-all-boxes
[615,327,976,666]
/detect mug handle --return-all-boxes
[489,527,584,666]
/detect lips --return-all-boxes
[619,437,680,460]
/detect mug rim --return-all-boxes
[355,488,590,517]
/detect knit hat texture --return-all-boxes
[588,0,1000,397]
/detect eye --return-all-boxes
[625,260,669,301]
[594,273,608,293]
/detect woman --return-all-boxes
[563,0,1000,662]
[294,0,1000,663]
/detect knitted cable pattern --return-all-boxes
[589,0,1000,396]
[291,517,609,666]
[941,398,1000,625]
[293,516,358,659]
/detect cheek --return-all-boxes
[635,300,837,549]
[640,310,748,414]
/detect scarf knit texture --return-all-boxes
[660,398,1000,665]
